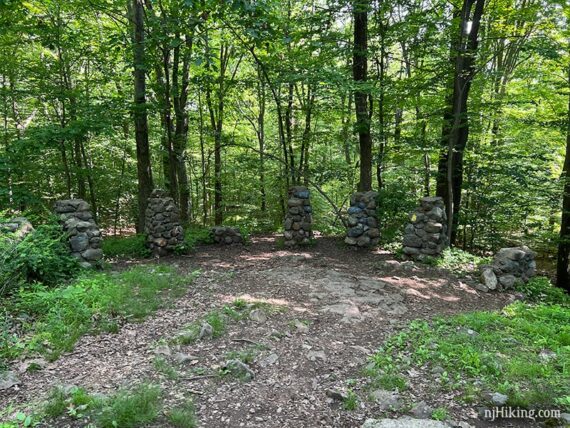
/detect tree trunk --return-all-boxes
[353,0,373,192]
[556,59,570,294]
[435,0,485,245]
[131,0,153,232]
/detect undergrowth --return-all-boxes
[424,248,491,275]
[366,300,570,411]
[0,265,196,363]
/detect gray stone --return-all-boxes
[249,309,267,323]
[490,392,508,406]
[70,235,90,252]
[224,359,255,380]
[259,353,279,368]
[82,248,103,261]
[199,322,213,339]
[0,371,19,391]
[306,350,327,362]
[498,274,516,289]
[362,417,450,428]
[370,389,402,411]
[480,268,497,290]
[410,401,433,419]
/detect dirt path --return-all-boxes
[1,236,518,427]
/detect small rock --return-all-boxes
[199,322,213,339]
[370,389,401,411]
[325,389,347,401]
[307,350,327,362]
[173,352,197,364]
[362,417,449,428]
[490,392,508,406]
[224,359,255,380]
[0,371,19,390]
[431,365,445,375]
[154,345,172,356]
[294,320,309,333]
[538,349,556,362]
[259,353,279,368]
[249,309,267,323]
[410,401,433,419]
[480,268,497,290]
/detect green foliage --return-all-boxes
[102,234,150,258]
[167,401,198,428]
[377,182,421,244]
[515,276,570,307]
[183,225,215,249]
[367,304,570,411]
[153,356,179,380]
[431,407,449,421]
[44,386,95,419]
[343,390,359,411]
[0,265,194,362]
[424,248,491,275]
[94,383,161,428]
[0,217,79,296]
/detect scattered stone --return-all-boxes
[224,359,255,380]
[199,322,213,339]
[345,191,380,247]
[0,217,34,243]
[410,401,433,419]
[212,226,243,245]
[154,345,172,356]
[362,417,450,428]
[490,392,508,406]
[173,352,197,364]
[16,358,47,373]
[144,189,184,256]
[259,353,279,368]
[479,246,536,291]
[0,371,19,391]
[249,309,267,324]
[306,350,327,362]
[539,349,556,362]
[370,389,402,411]
[283,186,313,246]
[54,199,102,267]
[293,320,309,333]
[325,389,347,401]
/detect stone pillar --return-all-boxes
[145,189,185,256]
[283,186,313,246]
[54,199,103,268]
[402,196,448,259]
[345,191,380,247]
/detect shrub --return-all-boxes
[102,234,150,258]
[95,383,161,428]
[515,276,570,307]
[0,217,78,295]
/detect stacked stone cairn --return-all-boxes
[480,246,536,291]
[283,186,313,246]
[145,189,185,256]
[402,196,448,259]
[54,199,103,268]
[345,191,380,247]
[212,226,243,245]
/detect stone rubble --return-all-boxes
[144,189,185,256]
[479,246,536,291]
[54,199,103,268]
[212,226,243,245]
[403,196,448,259]
[0,217,34,244]
[283,186,313,246]
[345,191,380,247]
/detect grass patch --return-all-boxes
[367,303,570,411]
[95,383,161,428]
[424,248,491,275]
[153,356,179,380]
[184,225,214,249]
[515,276,570,307]
[102,234,150,258]
[167,400,197,428]
[343,390,359,411]
[1,265,196,361]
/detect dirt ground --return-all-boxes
[1,235,535,428]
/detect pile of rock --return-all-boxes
[480,246,536,291]
[212,226,243,245]
[145,189,185,256]
[0,217,34,243]
[283,186,313,246]
[55,199,103,268]
[345,191,380,247]
[402,196,448,259]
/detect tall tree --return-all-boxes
[131,0,154,231]
[435,0,486,244]
[353,0,373,192]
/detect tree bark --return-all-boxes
[131,0,154,232]
[353,0,373,192]
[556,59,570,294]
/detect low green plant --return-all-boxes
[184,225,214,249]
[167,401,197,428]
[366,303,570,411]
[94,383,161,428]
[44,386,95,419]
[0,217,79,296]
[424,248,491,275]
[153,357,179,380]
[343,390,359,411]
[515,276,570,306]
[102,234,150,258]
[1,265,195,361]
[431,407,449,421]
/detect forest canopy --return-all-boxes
[0,0,568,259]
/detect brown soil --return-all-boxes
[1,235,533,428]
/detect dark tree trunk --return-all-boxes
[131,0,153,232]
[556,61,570,294]
[435,0,485,245]
[353,0,373,192]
